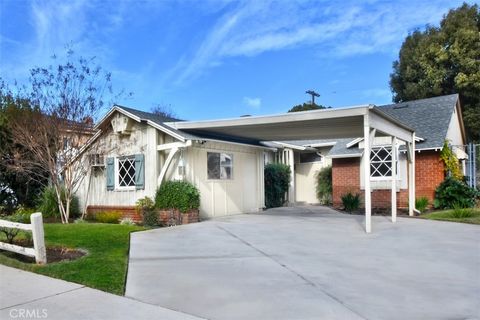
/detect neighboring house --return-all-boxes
[277,94,466,209]
[74,94,465,221]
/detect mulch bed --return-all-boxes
[1,239,86,264]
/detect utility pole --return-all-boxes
[305,90,320,105]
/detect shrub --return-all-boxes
[37,186,80,218]
[0,213,30,243]
[264,163,291,208]
[155,181,200,213]
[434,177,479,209]
[136,196,158,227]
[415,197,429,213]
[316,166,332,205]
[341,192,360,213]
[451,206,474,219]
[94,211,122,224]
[120,217,136,226]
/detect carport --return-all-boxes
[168,105,416,233]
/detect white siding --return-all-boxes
[186,141,263,219]
[294,147,332,204]
[76,119,162,211]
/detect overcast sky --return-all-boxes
[0,0,471,120]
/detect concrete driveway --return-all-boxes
[126,206,480,320]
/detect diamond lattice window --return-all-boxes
[370,146,396,178]
[118,156,136,187]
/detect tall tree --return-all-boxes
[0,82,47,212]
[390,3,480,141]
[288,103,327,112]
[7,51,120,223]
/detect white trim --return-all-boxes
[167,105,372,129]
[270,141,307,151]
[306,142,337,147]
[328,153,363,159]
[197,138,275,151]
[346,138,363,148]
[157,141,192,151]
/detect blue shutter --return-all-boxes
[106,157,115,191]
[135,154,145,190]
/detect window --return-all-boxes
[299,152,322,163]
[118,156,136,187]
[370,146,397,178]
[207,152,233,179]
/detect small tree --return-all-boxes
[7,51,121,223]
[288,103,327,112]
[316,166,332,205]
[151,104,177,120]
[264,163,291,208]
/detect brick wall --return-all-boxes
[332,150,444,209]
[87,205,199,225]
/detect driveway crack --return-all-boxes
[216,224,369,320]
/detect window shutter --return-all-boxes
[106,157,115,191]
[135,154,145,190]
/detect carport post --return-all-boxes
[363,117,372,233]
[391,136,397,223]
[408,133,416,216]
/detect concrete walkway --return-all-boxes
[0,265,204,320]
[126,206,480,320]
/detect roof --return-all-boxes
[379,94,459,150]
[98,105,270,148]
[280,94,460,157]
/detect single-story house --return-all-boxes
[75,94,465,232]
[274,94,466,209]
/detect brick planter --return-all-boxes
[86,205,199,226]
[157,209,199,226]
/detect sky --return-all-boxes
[0,0,471,121]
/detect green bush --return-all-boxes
[316,166,332,205]
[155,181,200,213]
[37,186,80,218]
[341,192,360,213]
[0,213,30,243]
[136,196,158,227]
[433,177,479,209]
[94,211,122,224]
[451,206,475,218]
[264,163,291,208]
[415,197,429,213]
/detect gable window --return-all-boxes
[370,146,397,178]
[118,156,136,187]
[207,152,233,179]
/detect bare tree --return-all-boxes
[7,51,121,223]
[151,103,177,120]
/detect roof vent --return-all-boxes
[393,103,409,109]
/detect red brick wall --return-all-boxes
[87,205,141,222]
[332,150,444,209]
[86,205,199,225]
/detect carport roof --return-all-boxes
[165,105,414,143]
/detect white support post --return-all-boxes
[391,137,397,223]
[408,133,416,216]
[31,213,47,265]
[287,148,295,205]
[364,115,372,233]
[157,147,179,186]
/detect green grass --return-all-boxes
[0,223,144,295]
[420,208,480,225]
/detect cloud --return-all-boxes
[169,0,461,84]
[243,97,261,108]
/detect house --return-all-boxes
[75,106,270,221]
[275,94,466,210]
[74,94,465,232]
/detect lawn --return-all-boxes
[420,208,480,225]
[0,223,144,295]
